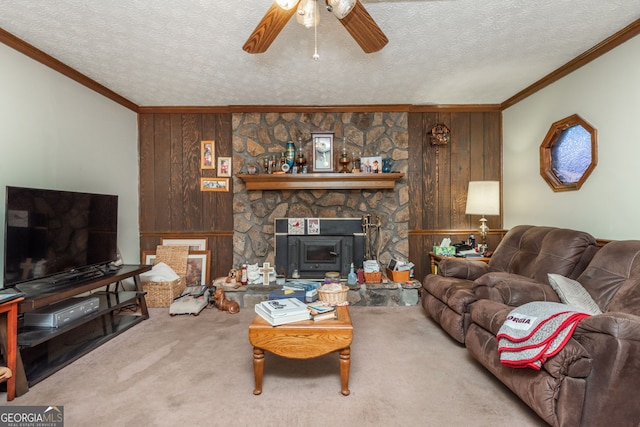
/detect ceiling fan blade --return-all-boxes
[337,0,388,53]
[243,2,300,54]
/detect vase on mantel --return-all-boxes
[382,158,392,173]
[286,141,296,170]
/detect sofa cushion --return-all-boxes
[473,271,562,306]
[548,273,603,315]
[488,225,598,282]
[575,240,640,316]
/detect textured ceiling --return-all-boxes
[0,0,639,107]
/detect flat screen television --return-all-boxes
[3,186,119,289]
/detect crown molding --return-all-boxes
[501,18,640,110]
[0,27,138,112]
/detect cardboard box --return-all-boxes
[386,268,410,283]
[432,246,456,256]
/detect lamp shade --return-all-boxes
[465,181,500,216]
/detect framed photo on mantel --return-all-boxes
[312,132,334,172]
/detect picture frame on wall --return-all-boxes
[217,156,232,177]
[160,237,208,251]
[201,140,215,170]
[200,177,229,192]
[312,132,334,172]
[141,250,211,286]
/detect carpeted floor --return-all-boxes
[0,305,546,427]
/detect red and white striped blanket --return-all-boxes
[497,301,591,370]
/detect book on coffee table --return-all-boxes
[255,303,310,326]
[259,298,307,315]
[311,310,338,322]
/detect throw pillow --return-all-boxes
[547,273,603,315]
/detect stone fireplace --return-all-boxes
[231,111,409,272]
[274,218,365,279]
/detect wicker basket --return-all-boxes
[142,245,189,307]
[364,271,382,284]
[318,284,349,304]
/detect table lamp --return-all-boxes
[465,181,500,250]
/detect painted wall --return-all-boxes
[0,43,140,284]
[503,35,640,240]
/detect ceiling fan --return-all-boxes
[243,0,388,54]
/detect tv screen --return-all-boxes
[3,186,118,288]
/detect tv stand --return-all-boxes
[50,267,104,284]
[12,264,151,393]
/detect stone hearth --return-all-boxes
[221,281,421,308]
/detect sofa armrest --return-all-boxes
[567,312,640,424]
[544,338,592,379]
[574,312,640,342]
[437,258,490,280]
[472,271,562,306]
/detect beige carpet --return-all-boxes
[1,306,546,427]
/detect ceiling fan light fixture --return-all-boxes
[327,0,356,19]
[275,0,298,11]
[296,0,320,28]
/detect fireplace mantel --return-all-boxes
[237,173,404,190]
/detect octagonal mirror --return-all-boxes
[540,114,597,192]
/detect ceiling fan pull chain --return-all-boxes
[313,0,320,60]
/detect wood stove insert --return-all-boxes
[275,218,365,279]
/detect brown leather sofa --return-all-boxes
[466,240,640,426]
[421,225,599,343]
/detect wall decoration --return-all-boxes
[160,238,208,251]
[287,218,305,235]
[141,250,211,286]
[360,156,382,173]
[307,218,320,235]
[217,156,232,177]
[201,140,215,170]
[201,177,229,192]
[312,132,334,172]
[429,123,451,146]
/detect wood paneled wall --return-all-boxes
[137,109,502,284]
[408,111,504,280]
[138,113,233,281]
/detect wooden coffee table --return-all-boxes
[248,305,353,396]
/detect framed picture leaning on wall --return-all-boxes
[312,133,334,172]
[141,249,210,286]
[160,238,208,251]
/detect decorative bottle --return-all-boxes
[270,154,277,174]
[347,263,357,285]
[295,145,307,173]
[280,152,287,170]
[240,264,248,286]
[286,141,296,170]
